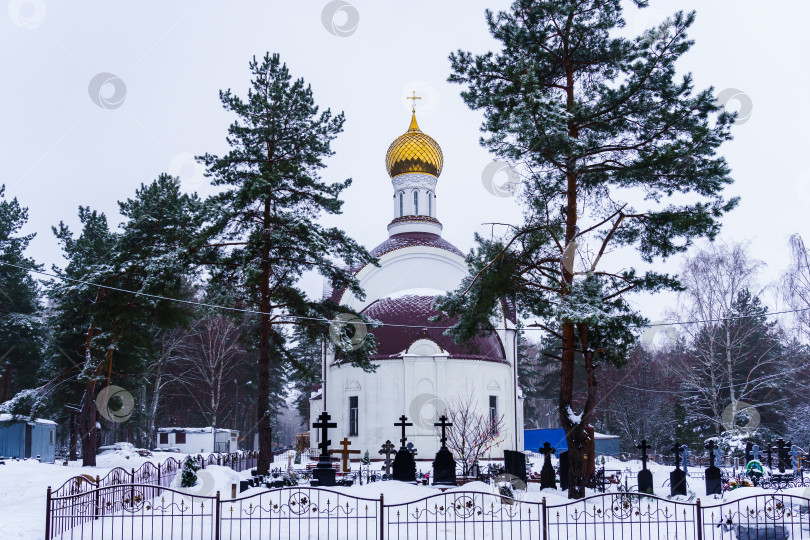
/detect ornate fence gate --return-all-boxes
[45,486,810,539]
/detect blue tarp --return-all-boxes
[524,428,621,457]
[524,428,568,456]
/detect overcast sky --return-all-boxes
[2,0,808,326]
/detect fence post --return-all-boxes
[542,497,547,540]
[695,498,703,540]
[94,476,100,520]
[215,491,221,540]
[157,462,161,487]
[379,493,385,540]
[45,486,51,540]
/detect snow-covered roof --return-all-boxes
[0,413,56,425]
[157,426,238,434]
[593,431,619,440]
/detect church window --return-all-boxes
[413,191,419,215]
[489,396,498,433]
[427,191,432,216]
[399,192,404,217]
[349,396,359,436]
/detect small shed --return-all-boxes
[0,414,57,463]
[156,427,239,454]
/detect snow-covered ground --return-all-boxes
[3,450,807,540]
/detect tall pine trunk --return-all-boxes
[256,196,273,475]
[79,381,97,466]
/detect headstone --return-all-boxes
[503,449,527,484]
[329,437,360,473]
[776,439,789,473]
[311,411,338,487]
[432,415,456,486]
[539,442,557,489]
[766,446,773,469]
[558,451,569,490]
[378,440,395,477]
[636,439,653,494]
[704,441,722,496]
[392,415,416,482]
[669,442,687,497]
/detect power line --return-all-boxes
[1,260,808,331]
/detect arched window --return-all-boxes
[427,191,432,217]
[398,192,404,217]
[413,191,419,215]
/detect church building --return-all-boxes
[309,107,524,461]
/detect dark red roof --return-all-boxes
[369,232,464,258]
[329,232,464,304]
[361,295,506,363]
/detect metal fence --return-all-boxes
[48,452,257,536]
[45,486,810,539]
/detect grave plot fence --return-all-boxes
[46,486,810,540]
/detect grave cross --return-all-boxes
[636,439,651,470]
[540,442,556,458]
[670,442,683,471]
[681,445,691,473]
[406,442,418,458]
[378,440,395,476]
[395,415,413,448]
[434,415,452,448]
[329,437,361,473]
[766,446,773,469]
[313,411,337,458]
[789,445,801,472]
[751,444,761,462]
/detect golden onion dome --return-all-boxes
[385,112,443,178]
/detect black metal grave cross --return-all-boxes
[434,415,452,447]
[378,440,395,475]
[637,439,652,470]
[406,442,417,458]
[670,442,683,471]
[395,415,413,448]
[313,411,337,457]
[540,442,556,457]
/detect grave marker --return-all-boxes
[704,440,722,496]
[636,439,653,494]
[329,437,360,473]
[432,415,456,486]
[669,442,687,497]
[312,411,338,486]
[378,440,395,477]
[539,442,557,489]
[392,416,416,482]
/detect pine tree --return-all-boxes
[46,175,203,465]
[0,186,44,407]
[362,450,370,466]
[199,53,376,475]
[180,455,200,488]
[440,0,737,498]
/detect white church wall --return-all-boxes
[323,355,522,460]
